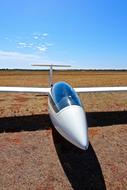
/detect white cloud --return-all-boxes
[36,45,48,52]
[0,50,70,69]
[17,42,33,48]
[0,32,55,68]
[33,36,39,40]
[0,50,43,69]
[16,33,51,53]
[32,33,48,40]
[17,41,49,53]
[17,42,27,48]
[17,42,26,46]
[43,33,48,37]
[3,33,51,55]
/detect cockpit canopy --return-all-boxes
[51,82,82,112]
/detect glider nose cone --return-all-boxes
[77,136,89,150]
[73,116,89,150]
[54,106,89,150]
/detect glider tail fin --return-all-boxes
[32,64,71,87]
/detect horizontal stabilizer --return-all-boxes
[74,86,127,93]
[32,64,71,67]
[0,87,50,95]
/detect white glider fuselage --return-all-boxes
[48,81,89,150]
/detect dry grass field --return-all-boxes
[0,70,127,190]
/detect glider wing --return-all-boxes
[74,86,127,93]
[0,87,50,95]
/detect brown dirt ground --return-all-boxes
[0,70,127,190]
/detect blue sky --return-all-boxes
[0,0,127,69]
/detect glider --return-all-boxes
[0,64,127,150]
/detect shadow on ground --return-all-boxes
[52,128,106,190]
[0,110,127,132]
[0,114,52,132]
[87,110,127,127]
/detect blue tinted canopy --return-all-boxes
[51,82,82,111]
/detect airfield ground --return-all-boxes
[0,70,127,190]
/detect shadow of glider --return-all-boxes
[0,111,127,133]
[52,128,106,190]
